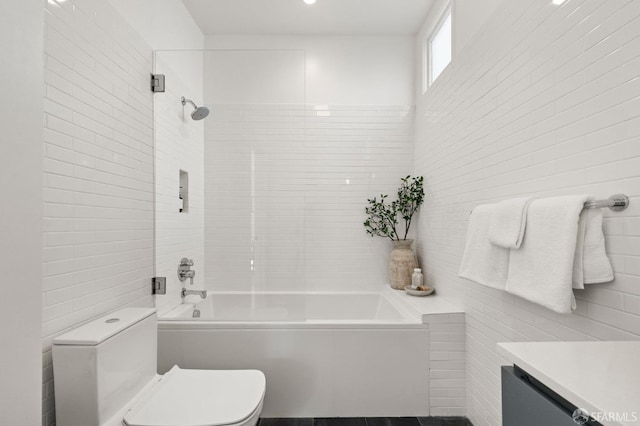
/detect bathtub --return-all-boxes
[158,291,430,417]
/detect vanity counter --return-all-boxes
[498,341,640,426]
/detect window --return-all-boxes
[424,7,452,91]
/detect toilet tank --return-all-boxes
[52,308,158,426]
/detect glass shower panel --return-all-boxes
[153,50,207,316]
[153,49,306,318]
[203,50,306,294]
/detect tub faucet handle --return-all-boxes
[180,258,194,267]
[178,258,196,284]
[179,269,196,285]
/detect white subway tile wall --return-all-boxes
[42,0,154,424]
[426,314,466,416]
[414,0,640,424]
[204,105,415,291]
[154,52,206,315]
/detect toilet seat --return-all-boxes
[123,366,266,426]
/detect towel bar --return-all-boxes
[584,194,629,212]
[470,194,630,215]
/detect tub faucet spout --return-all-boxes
[181,288,206,299]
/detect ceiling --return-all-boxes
[181,0,436,36]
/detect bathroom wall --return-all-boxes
[41,0,203,424]
[0,1,43,424]
[414,0,640,424]
[206,36,415,105]
[202,37,415,291]
[451,0,503,55]
[107,0,203,51]
[42,0,154,422]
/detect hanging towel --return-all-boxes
[505,195,591,314]
[582,208,615,284]
[572,208,588,290]
[488,196,537,249]
[459,204,510,290]
[573,208,615,289]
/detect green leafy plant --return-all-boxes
[364,175,425,241]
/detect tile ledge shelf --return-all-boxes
[383,286,465,324]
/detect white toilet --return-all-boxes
[52,307,266,426]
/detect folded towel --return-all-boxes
[573,208,615,289]
[459,204,510,290]
[572,209,587,289]
[488,196,536,249]
[505,195,591,314]
[582,209,615,284]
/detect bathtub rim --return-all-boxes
[158,289,428,328]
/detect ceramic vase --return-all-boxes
[389,239,418,289]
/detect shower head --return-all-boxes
[181,96,210,121]
[191,106,210,120]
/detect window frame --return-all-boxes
[423,4,452,92]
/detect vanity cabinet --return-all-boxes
[502,366,602,426]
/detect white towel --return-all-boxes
[573,208,615,289]
[572,209,587,289]
[582,208,614,284]
[459,204,510,290]
[488,196,536,249]
[505,195,591,314]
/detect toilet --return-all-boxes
[52,307,265,426]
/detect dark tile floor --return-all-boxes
[418,418,474,426]
[258,417,473,426]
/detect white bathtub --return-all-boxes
[158,291,430,417]
[161,291,415,323]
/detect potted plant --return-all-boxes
[364,175,425,289]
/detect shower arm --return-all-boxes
[181,97,197,109]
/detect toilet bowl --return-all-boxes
[52,308,265,426]
[123,367,265,426]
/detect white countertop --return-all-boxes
[497,341,640,426]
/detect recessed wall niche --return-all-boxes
[179,170,189,213]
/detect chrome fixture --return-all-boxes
[151,276,166,295]
[193,309,201,318]
[472,193,630,215]
[583,194,629,212]
[150,74,165,93]
[181,96,210,121]
[182,288,206,299]
[181,270,196,284]
[178,258,196,285]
